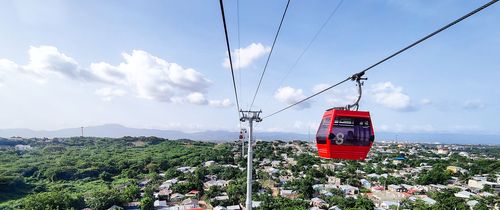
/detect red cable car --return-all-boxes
[316,108,374,160]
[316,73,375,160]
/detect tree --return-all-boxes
[123,184,140,201]
[164,168,182,179]
[329,196,356,209]
[205,186,223,199]
[145,163,159,173]
[170,181,198,194]
[140,196,154,210]
[417,166,451,185]
[330,188,344,197]
[227,180,245,204]
[295,154,320,168]
[256,194,309,209]
[298,177,315,199]
[85,189,123,210]
[355,196,375,210]
[473,201,489,210]
[401,198,431,210]
[306,168,325,178]
[429,189,467,210]
[99,171,113,182]
[379,175,404,186]
[0,175,29,192]
[22,191,83,210]
[482,184,494,193]
[44,167,77,181]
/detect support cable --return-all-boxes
[219,0,242,118]
[249,0,291,110]
[237,0,243,127]
[237,0,242,108]
[264,0,499,119]
[266,0,344,105]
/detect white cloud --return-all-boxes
[209,99,233,108]
[0,59,18,86]
[186,92,207,105]
[274,86,310,109]
[0,46,224,106]
[371,82,415,111]
[0,59,19,72]
[223,43,270,69]
[89,62,127,85]
[100,50,211,101]
[172,92,232,107]
[462,99,485,110]
[95,87,126,101]
[420,98,432,105]
[313,84,358,107]
[312,83,330,94]
[23,46,82,79]
[0,46,91,83]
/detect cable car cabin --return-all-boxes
[316,108,374,160]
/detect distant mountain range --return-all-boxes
[0,124,498,145]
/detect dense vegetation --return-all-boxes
[0,137,234,209]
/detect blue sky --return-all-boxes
[0,0,499,135]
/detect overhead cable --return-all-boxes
[219,0,242,117]
[249,0,292,110]
[264,0,499,119]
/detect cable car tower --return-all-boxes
[239,110,261,210]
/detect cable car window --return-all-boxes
[331,117,372,146]
[316,117,331,144]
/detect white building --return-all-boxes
[409,196,436,206]
[321,164,335,171]
[204,180,229,189]
[14,144,32,151]
[204,160,216,167]
[159,178,178,190]
[227,205,240,210]
[280,189,299,199]
[154,200,168,209]
[436,146,450,155]
[360,179,371,188]
[467,200,479,209]
[271,160,281,167]
[458,152,469,157]
[454,191,476,199]
[310,197,328,208]
[468,176,500,191]
[380,201,399,209]
[327,176,341,185]
[339,185,359,195]
[177,166,196,173]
